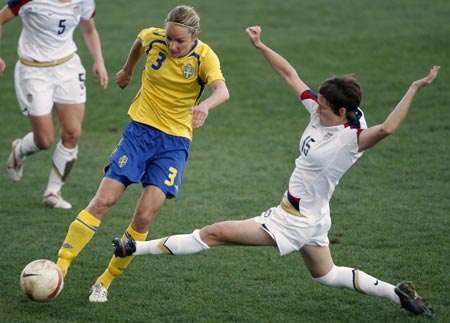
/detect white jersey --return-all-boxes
[8,0,96,62]
[288,90,367,220]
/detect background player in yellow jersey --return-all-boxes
[55,5,230,302]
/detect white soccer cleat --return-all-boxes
[89,283,108,303]
[42,192,72,209]
[6,139,24,181]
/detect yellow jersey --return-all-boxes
[128,27,225,140]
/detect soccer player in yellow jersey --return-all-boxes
[55,5,229,302]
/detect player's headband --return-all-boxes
[165,21,199,33]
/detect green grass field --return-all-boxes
[1,0,449,322]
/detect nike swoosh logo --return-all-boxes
[22,273,41,278]
[374,279,379,286]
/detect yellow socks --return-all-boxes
[56,211,148,291]
[57,210,100,277]
[96,225,148,289]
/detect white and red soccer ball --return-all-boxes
[19,259,64,302]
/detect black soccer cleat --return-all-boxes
[394,281,434,317]
[112,237,136,258]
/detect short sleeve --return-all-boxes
[300,90,318,115]
[81,0,96,20]
[199,46,225,85]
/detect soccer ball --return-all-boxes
[19,259,64,302]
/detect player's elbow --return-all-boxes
[380,123,397,136]
[211,80,230,105]
[222,87,230,103]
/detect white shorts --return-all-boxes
[14,54,86,116]
[254,205,331,256]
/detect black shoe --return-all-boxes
[112,237,136,257]
[395,281,434,317]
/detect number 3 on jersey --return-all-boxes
[164,167,178,187]
[151,52,166,70]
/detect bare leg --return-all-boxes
[86,177,126,219]
[300,245,334,278]
[200,218,277,247]
[130,185,167,232]
[54,102,84,149]
[28,115,53,149]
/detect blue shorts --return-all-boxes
[104,121,190,198]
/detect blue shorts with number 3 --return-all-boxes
[104,121,190,198]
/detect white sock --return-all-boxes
[45,140,77,195]
[135,229,209,256]
[16,132,40,160]
[313,265,399,304]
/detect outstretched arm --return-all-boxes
[246,26,308,97]
[358,66,440,152]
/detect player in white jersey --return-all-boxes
[113,26,439,317]
[0,0,108,208]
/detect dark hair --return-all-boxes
[318,75,362,122]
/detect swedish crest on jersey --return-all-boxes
[118,155,128,168]
[182,64,194,78]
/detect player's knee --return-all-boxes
[94,195,114,209]
[130,212,154,232]
[34,135,54,150]
[199,223,226,246]
[87,195,116,218]
[61,128,81,147]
